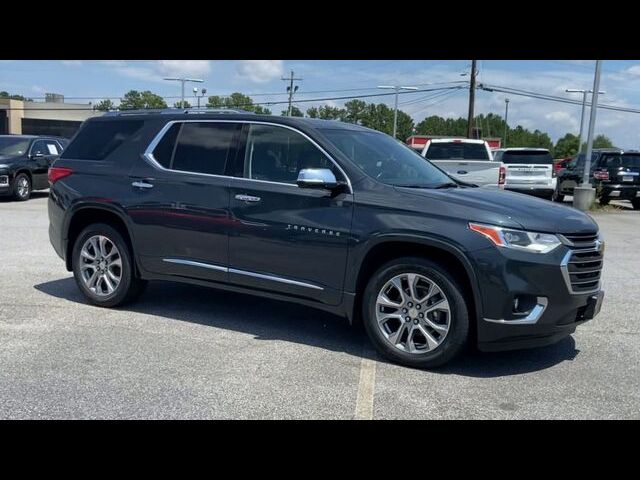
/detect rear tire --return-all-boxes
[632,199,640,210]
[599,196,610,206]
[12,173,31,201]
[72,223,146,308]
[552,185,564,203]
[362,257,469,369]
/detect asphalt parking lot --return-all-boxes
[1,193,639,419]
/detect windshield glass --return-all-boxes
[502,150,553,165]
[425,142,490,160]
[321,129,452,188]
[0,137,30,156]
[601,154,640,169]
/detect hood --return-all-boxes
[0,154,22,166]
[395,186,599,234]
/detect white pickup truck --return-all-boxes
[421,138,504,187]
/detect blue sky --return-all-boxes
[2,60,639,148]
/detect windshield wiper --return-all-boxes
[434,182,459,189]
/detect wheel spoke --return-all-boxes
[422,316,448,333]
[106,268,120,285]
[405,325,417,353]
[387,322,408,346]
[416,324,440,351]
[99,236,110,257]
[81,249,96,261]
[377,293,402,309]
[425,298,449,314]
[389,277,406,304]
[102,274,115,294]
[377,313,401,326]
[86,270,99,289]
[406,273,419,301]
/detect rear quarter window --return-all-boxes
[61,120,144,160]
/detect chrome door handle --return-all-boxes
[132,181,154,189]
[235,194,261,203]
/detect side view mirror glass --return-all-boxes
[296,168,338,189]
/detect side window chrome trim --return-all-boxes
[143,119,353,193]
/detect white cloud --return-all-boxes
[236,60,284,83]
[156,60,211,78]
[60,60,83,67]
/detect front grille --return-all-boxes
[560,232,603,294]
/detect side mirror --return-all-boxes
[296,168,339,190]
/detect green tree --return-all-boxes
[306,105,344,120]
[581,134,615,151]
[554,133,580,158]
[119,90,167,110]
[93,99,116,111]
[281,106,304,117]
[343,100,368,124]
[207,92,271,114]
[0,91,31,101]
[174,100,191,108]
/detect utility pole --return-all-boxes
[503,98,509,148]
[467,60,477,139]
[164,77,203,108]
[281,70,302,116]
[573,60,603,211]
[566,88,605,155]
[377,85,418,138]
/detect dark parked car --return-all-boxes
[554,148,640,209]
[48,111,605,368]
[0,135,68,201]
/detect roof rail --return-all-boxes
[102,107,255,116]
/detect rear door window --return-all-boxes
[171,122,241,176]
[425,142,490,160]
[61,120,144,160]
[601,154,640,169]
[502,151,553,165]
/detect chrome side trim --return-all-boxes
[163,258,228,273]
[229,268,324,291]
[143,119,353,194]
[162,258,324,291]
[483,297,548,325]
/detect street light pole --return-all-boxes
[467,60,477,139]
[572,60,604,211]
[503,98,509,148]
[377,85,418,139]
[566,88,605,155]
[163,77,204,108]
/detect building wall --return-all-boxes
[0,98,102,136]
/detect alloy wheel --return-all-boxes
[375,272,451,354]
[79,235,122,296]
[16,176,29,198]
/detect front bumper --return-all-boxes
[469,243,604,352]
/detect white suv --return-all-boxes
[492,148,555,199]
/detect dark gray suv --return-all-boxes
[47,110,605,368]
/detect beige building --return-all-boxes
[0,94,102,138]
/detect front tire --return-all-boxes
[12,173,31,201]
[362,257,469,369]
[632,199,640,210]
[72,223,146,308]
[599,196,610,206]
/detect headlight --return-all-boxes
[469,223,561,254]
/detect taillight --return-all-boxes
[552,168,557,178]
[498,166,506,188]
[48,167,73,184]
[593,170,609,181]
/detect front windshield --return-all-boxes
[321,129,453,188]
[0,137,30,156]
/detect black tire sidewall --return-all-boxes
[362,257,469,369]
[72,223,135,308]
[13,173,31,201]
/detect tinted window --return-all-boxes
[322,129,451,188]
[0,137,30,155]
[425,142,490,160]
[502,150,553,165]
[152,123,181,168]
[61,120,143,160]
[601,154,640,169]
[243,124,336,184]
[172,122,239,175]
